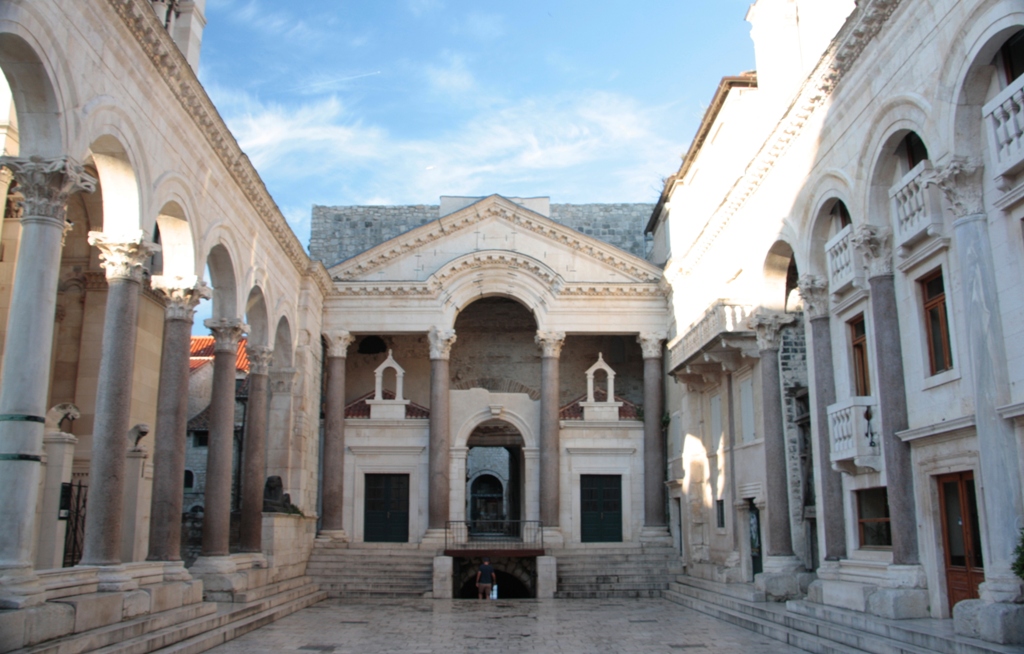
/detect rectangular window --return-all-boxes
[710,394,723,452]
[1002,30,1024,84]
[193,433,208,448]
[739,377,755,442]
[849,314,871,396]
[715,499,726,529]
[921,270,953,375]
[856,487,892,548]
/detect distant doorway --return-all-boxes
[938,471,983,611]
[466,421,524,533]
[581,475,622,542]
[748,499,763,576]
[364,474,409,543]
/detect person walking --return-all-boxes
[476,557,496,600]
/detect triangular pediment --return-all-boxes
[328,195,663,289]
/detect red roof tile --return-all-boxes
[344,389,430,419]
[190,336,249,373]
[559,389,640,421]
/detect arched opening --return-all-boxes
[357,335,387,354]
[455,556,534,599]
[206,244,238,321]
[469,474,504,523]
[451,296,539,393]
[467,421,525,532]
[763,240,800,311]
[154,201,196,279]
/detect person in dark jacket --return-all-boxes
[476,557,496,599]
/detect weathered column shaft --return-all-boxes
[428,327,455,530]
[536,331,564,528]
[321,331,353,532]
[147,279,208,561]
[640,333,666,527]
[201,319,247,557]
[81,233,157,566]
[0,157,94,608]
[240,346,272,552]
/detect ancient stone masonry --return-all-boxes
[778,319,811,568]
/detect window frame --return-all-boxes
[920,268,954,376]
[848,313,871,397]
[855,487,892,550]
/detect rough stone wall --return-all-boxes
[309,202,655,265]
[778,318,810,568]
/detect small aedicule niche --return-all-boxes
[579,353,623,421]
[366,350,410,420]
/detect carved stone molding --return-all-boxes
[637,332,666,359]
[270,368,297,394]
[535,331,566,358]
[428,326,457,360]
[748,310,797,352]
[851,224,893,278]
[0,156,96,227]
[920,157,985,219]
[797,274,829,320]
[204,318,247,352]
[151,275,211,321]
[88,231,160,283]
[324,330,355,359]
[246,345,273,376]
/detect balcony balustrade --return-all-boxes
[668,300,755,373]
[984,74,1024,189]
[828,396,882,475]
[825,224,864,297]
[890,161,944,256]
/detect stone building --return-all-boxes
[1,0,1024,652]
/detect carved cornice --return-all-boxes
[103,0,308,274]
[559,284,665,298]
[0,156,96,227]
[748,310,797,352]
[432,252,559,290]
[246,345,273,376]
[428,326,457,360]
[920,157,985,219]
[88,231,160,283]
[151,275,211,321]
[333,283,435,297]
[676,0,902,277]
[851,224,893,278]
[305,260,333,298]
[324,330,355,359]
[638,332,667,359]
[797,274,829,320]
[204,317,247,352]
[331,281,664,300]
[535,331,565,358]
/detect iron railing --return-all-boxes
[445,520,543,551]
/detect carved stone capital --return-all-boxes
[88,231,160,282]
[204,318,248,352]
[535,330,566,358]
[0,156,97,227]
[428,326,457,360]
[637,332,666,359]
[324,330,355,359]
[748,310,797,352]
[919,156,985,219]
[797,274,829,319]
[851,224,893,278]
[151,275,211,322]
[246,345,273,376]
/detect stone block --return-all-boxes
[754,571,801,601]
[818,579,872,612]
[55,592,124,633]
[432,556,453,599]
[182,580,204,605]
[122,589,151,619]
[24,602,75,647]
[145,582,184,614]
[536,556,557,599]
[806,579,824,604]
[245,567,268,589]
[866,588,929,620]
[0,609,26,653]
[955,599,1024,645]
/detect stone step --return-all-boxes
[559,575,671,585]
[671,575,765,602]
[554,589,664,599]
[306,560,432,570]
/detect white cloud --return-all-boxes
[407,0,444,17]
[424,53,475,94]
[454,12,505,40]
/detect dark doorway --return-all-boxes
[748,499,763,576]
[581,474,622,542]
[938,471,984,611]
[364,474,409,542]
[455,557,534,599]
[470,474,504,526]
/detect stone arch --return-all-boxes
[152,200,196,279]
[244,285,269,348]
[455,410,536,451]
[206,243,239,320]
[794,170,857,279]
[151,171,202,275]
[273,316,293,369]
[84,134,141,236]
[0,28,64,156]
[762,240,800,312]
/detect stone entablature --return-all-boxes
[668,300,756,374]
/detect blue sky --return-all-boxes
[198,0,757,249]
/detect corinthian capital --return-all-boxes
[797,274,829,319]
[204,318,248,352]
[151,275,211,322]
[637,332,666,359]
[851,224,893,278]
[0,155,96,226]
[246,345,274,376]
[748,309,796,352]
[535,330,565,358]
[88,231,160,282]
[324,330,355,358]
[919,156,985,219]
[428,326,457,360]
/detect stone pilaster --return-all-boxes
[80,232,159,576]
[321,330,354,537]
[0,157,95,608]
[240,345,273,552]
[638,332,668,531]
[798,275,846,562]
[148,277,210,562]
[535,331,564,530]
[428,327,456,531]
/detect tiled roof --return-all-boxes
[344,389,430,419]
[189,336,250,373]
[559,389,640,421]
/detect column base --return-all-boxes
[955,599,1024,645]
[189,553,268,602]
[639,526,673,546]
[162,561,192,582]
[432,556,453,599]
[96,565,139,593]
[419,529,448,551]
[541,527,565,548]
[316,529,350,543]
[754,556,810,601]
[0,565,46,609]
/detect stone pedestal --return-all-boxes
[755,556,808,601]
[36,428,77,571]
[121,445,152,563]
[190,552,268,602]
[321,331,354,537]
[432,556,453,599]
[536,556,557,599]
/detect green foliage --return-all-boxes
[1013,527,1024,581]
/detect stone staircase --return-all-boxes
[664,575,1019,654]
[552,544,682,599]
[306,542,435,598]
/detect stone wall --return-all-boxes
[309,202,655,265]
[778,318,811,569]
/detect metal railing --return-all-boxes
[445,520,543,551]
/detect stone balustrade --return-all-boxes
[827,396,882,475]
[984,73,1024,189]
[668,300,754,372]
[825,224,863,297]
[889,160,945,256]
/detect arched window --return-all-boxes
[184,470,194,489]
[1001,29,1024,84]
[357,335,387,354]
[896,132,929,171]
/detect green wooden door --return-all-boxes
[581,475,622,542]
[364,474,409,542]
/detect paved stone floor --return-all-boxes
[206,597,807,653]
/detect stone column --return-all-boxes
[0,157,94,609]
[798,275,846,562]
[639,332,667,529]
[147,278,209,563]
[851,225,918,566]
[925,160,1024,641]
[428,327,456,532]
[200,318,247,559]
[240,345,272,553]
[320,330,354,537]
[80,233,159,573]
[535,331,564,529]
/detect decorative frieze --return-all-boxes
[748,310,797,352]
[797,275,829,320]
[246,345,273,377]
[324,330,355,358]
[204,318,247,353]
[88,231,160,283]
[637,332,666,359]
[428,326,457,360]
[535,331,565,358]
[151,275,211,321]
[0,156,96,226]
[851,224,893,278]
